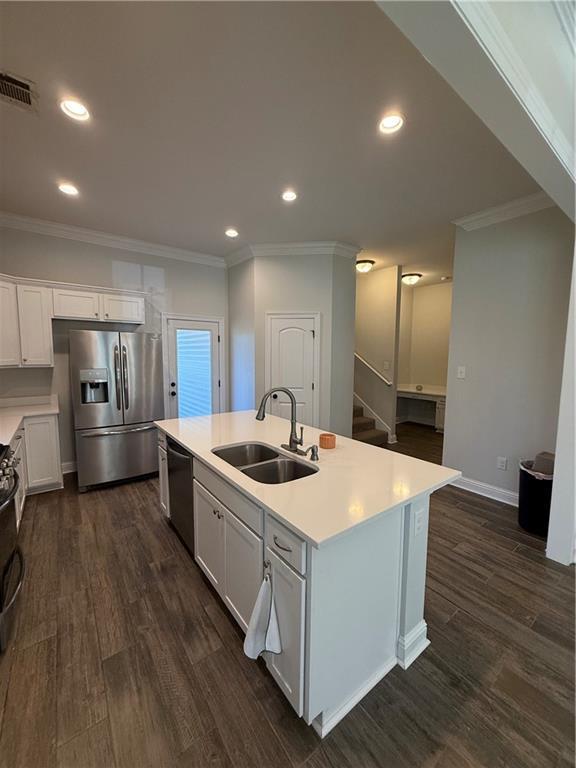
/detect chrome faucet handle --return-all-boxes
[304,445,319,462]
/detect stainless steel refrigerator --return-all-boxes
[69,330,164,491]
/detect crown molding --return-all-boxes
[248,241,360,260]
[0,212,226,269]
[453,191,555,231]
[225,246,256,268]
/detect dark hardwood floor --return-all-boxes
[387,422,444,464]
[0,475,573,768]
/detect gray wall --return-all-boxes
[228,258,255,410]
[443,206,574,493]
[330,254,356,436]
[0,229,228,466]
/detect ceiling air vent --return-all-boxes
[0,72,37,110]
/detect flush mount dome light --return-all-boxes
[60,99,90,121]
[281,188,297,203]
[356,259,375,273]
[402,273,422,286]
[58,182,79,196]
[379,113,404,134]
[225,228,239,238]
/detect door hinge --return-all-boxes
[218,335,221,343]
[218,379,221,388]
[311,329,315,339]
[312,382,315,391]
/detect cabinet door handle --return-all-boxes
[273,535,292,553]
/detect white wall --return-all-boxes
[228,258,255,411]
[399,282,452,387]
[354,266,401,436]
[443,206,574,496]
[0,228,228,466]
[330,254,356,436]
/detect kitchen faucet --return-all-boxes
[255,387,304,454]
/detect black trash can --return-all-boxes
[518,460,553,537]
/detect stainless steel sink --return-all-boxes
[212,443,279,468]
[242,458,318,484]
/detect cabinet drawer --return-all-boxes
[266,515,306,575]
[194,461,263,536]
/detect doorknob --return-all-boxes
[170,382,176,387]
[170,391,176,397]
[272,393,278,399]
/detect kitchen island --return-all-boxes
[155,410,459,737]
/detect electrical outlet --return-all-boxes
[497,456,508,471]
[457,365,466,380]
[382,361,390,371]
[414,508,425,535]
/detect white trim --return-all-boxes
[0,270,147,297]
[264,312,321,429]
[453,191,555,231]
[226,242,360,266]
[0,212,226,269]
[353,393,396,443]
[161,313,227,417]
[452,3,574,180]
[62,461,77,475]
[225,246,255,268]
[397,620,430,670]
[311,655,397,739]
[452,476,519,507]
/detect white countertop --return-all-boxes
[398,385,446,397]
[156,411,460,547]
[0,395,60,445]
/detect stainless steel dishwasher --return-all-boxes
[166,438,195,552]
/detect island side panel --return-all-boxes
[397,494,431,669]
[304,505,403,736]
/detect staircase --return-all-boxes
[352,404,388,447]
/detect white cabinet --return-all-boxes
[193,480,225,592]
[53,288,101,320]
[11,429,27,529]
[24,415,62,493]
[158,445,169,518]
[0,280,21,366]
[17,285,53,366]
[223,509,263,631]
[266,548,305,716]
[100,294,145,323]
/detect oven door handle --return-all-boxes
[1,547,25,615]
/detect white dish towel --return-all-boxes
[243,574,282,659]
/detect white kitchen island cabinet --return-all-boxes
[156,411,459,737]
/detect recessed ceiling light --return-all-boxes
[60,99,90,121]
[58,182,79,196]
[356,260,375,273]
[281,188,297,203]
[225,228,239,239]
[402,273,422,286]
[379,113,404,134]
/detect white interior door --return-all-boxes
[166,319,220,418]
[267,314,317,427]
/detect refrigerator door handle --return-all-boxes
[113,345,122,411]
[122,345,129,410]
[81,425,156,437]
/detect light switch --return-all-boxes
[457,366,466,380]
[382,361,390,371]
[497,456,508,471]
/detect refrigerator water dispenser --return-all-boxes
[80,368,109,404]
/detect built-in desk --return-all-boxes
[397,385,446,431]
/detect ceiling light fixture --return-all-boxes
[225,228,239,239]
[356,260,375,273]
[402,273,422,286]
[379,113,404,134]
[281,188,297,203]
[60,99,90,121]
[58,182,79,196]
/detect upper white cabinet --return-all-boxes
[17,285,53,366]
[100,294,145,323]
[0,280,21,366]
[53,288,101,320]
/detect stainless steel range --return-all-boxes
[69,330,164,491]
[0,443,25,654]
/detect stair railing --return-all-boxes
[354,352,393,387]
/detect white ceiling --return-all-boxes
[0,2,539,283]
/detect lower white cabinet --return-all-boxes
[158,445,169,518]
[194,480,225,591]
[223,508,263,631]
[266,548,305,716]
[0,280,21,366]
[11,429,27,529]
[24,415,63,492]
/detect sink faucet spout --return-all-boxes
[256,387,304,454]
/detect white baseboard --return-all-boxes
[397,620,430,669]
[452,476,519,507]
[62,461,77,474]
[353,393,395,443]
[311,655,397,738]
